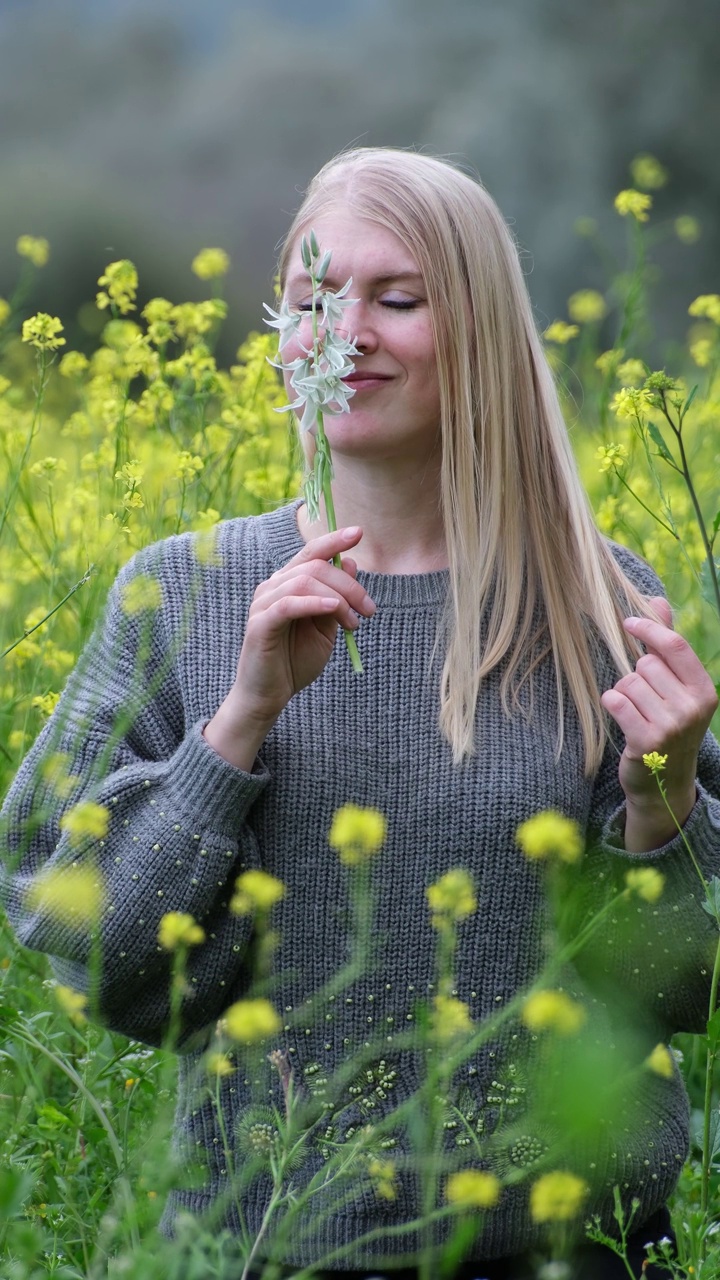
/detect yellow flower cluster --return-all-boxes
[431,994,473,1041]
[120,575,163,615]
[642,751,668,775]
[629,154,668,190]
[614,189,653,222]
[567,290,607,324]
[529,1170,589,1223]
[230,869,285,915]
[26,864,104,928]
[60,800,110,843]
[367,1158,397,1202]
[157,911,206,951]
[625,867,665,904]
[328,804,387,866]
[17,235,50,267]
[192,248,230,280]
[543,321,579,345]
[516,811,583,865]
[222,998,282,1044]
[596,442,629,473]
[446,1169,501,1209]
[645,1043,674,1079]
[96,260,139,315]
[521,989,586,1036]
[426,867,477,926]
[21,313,66,351]
[55,984,88,1026]
[688,295,720,325]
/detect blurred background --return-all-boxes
[1,0,718,359]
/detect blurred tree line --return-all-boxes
[0,0,717,358]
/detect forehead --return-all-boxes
[284,203,422,290]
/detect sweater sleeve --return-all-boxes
[0,542,268,1050]
[574,541,720,1036]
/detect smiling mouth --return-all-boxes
[343,373,392,384]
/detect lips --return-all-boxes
[343,371,392,383]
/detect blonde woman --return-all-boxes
[3,148,719,1279]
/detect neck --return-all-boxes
[297,455,447,574]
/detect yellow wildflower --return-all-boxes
[426,868,477,925]
[120,575,163,615]
[115,460,145,486]
[646,1043,674,1079]
[642,751,667,775]
[30,456,67,478]
[522,990,586,1036]
[543,321,579,345]
[431,994,473,1042]
[596,443,628,473]
[223,998,282,1044]
[230,869,286,915]
[175,451,204,482]
[0,298,10,326]
[675,216,700,244]
[688,295,720,325]
[616,359,647,386]
[611,387,650,420]
[55,985,88,1026]
[595,347,625,375]
[16,235,50,267]
[96,260,138,315]
[629,154,668,190]
[328,804,387,865]
[516,811,583,865]
[614,190,653,222]
[40,753,80,799]
[206,1052,235,1077]
[192,248,231,280]
[158,911,205,950]
[567,291,607,324]
[625,867,665,904]
[60,800,110,843]
[58,351,90,378]
[367,1158,397,1201]
[690,338,714,368]
[22,313,66,351]
[530,1171,588,1223]
[192,508,222,531]
[446,1170,501,1210]
[32,692,60,717]
[26,865,104,928]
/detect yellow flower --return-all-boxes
[616,359,647,387]
[157,911,206,950]
[610,387,650,420]
[192,248,231,280]
[21,313,66,351]
[32,692,60,717]
[675,216,700,245]
[115,460,145,486]
[96,260,138,315]
[614,189,653,222]
[625,867,665,904]
[446,1169,501,1210]
[543,321,579,345]
[40,753,80,799]
[0,298,10,326]
[230,869,286,915]
[522,990,586,1036]
[690,338,714,368]
[516,811,583,865]
[206,1052,235,1077]
[60,800,110,843]
[368,1157,397,1201]
[567,291,607,324]
[175,451,204,482]
[426,868,477,926]
[16,235,50,267]
[529,1171,589,1223]
[688,295,720,325]
[596,443,628,473]
[223,998,282,1044]
[431,994,473,1042]
[120,575,163,615]
[642,751,667,775]
[55,985,88,1026]
[328,804,387,866]
[58,351,90,378]
[26,865,104,928]
[646,1043,674,1079]
[629,154,668,190]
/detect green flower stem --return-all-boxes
[701,934,720,1229]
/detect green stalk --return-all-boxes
[700,934,720,1230]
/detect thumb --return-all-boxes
[649,595,673,629]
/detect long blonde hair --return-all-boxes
[279,147,656,774]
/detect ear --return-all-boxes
[649,595,673,629]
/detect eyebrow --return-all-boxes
[285,269,425,291]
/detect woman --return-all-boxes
[2,148,719,1279]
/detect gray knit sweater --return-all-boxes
[3,499,720,1269]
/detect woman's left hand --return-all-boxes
[601,597,719,846]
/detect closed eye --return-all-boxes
[381,299,418,310]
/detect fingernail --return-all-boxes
[624,616,641,625]
[342,526,361,537]
[362,594,376,614]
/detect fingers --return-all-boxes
[257,574,363,631]
[623,613,711,692]
[647,595,673,629]
[289,526,363,565]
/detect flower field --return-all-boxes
[1,162,719,1277]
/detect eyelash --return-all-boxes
[296,299,418,312]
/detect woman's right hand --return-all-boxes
[203,527,375,770]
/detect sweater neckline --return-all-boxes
[258,500,450,608]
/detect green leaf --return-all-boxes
[702,876,720,927]
[683,383,699,415]
[646,421,675,466]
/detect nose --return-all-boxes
[336,299,378,353]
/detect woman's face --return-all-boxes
[281,203,442,466]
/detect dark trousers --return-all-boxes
[248,1204,675,1279]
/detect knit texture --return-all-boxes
[3,499,720,1269]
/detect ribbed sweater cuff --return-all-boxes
[163,721,270,833]
[599,780,720,867]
